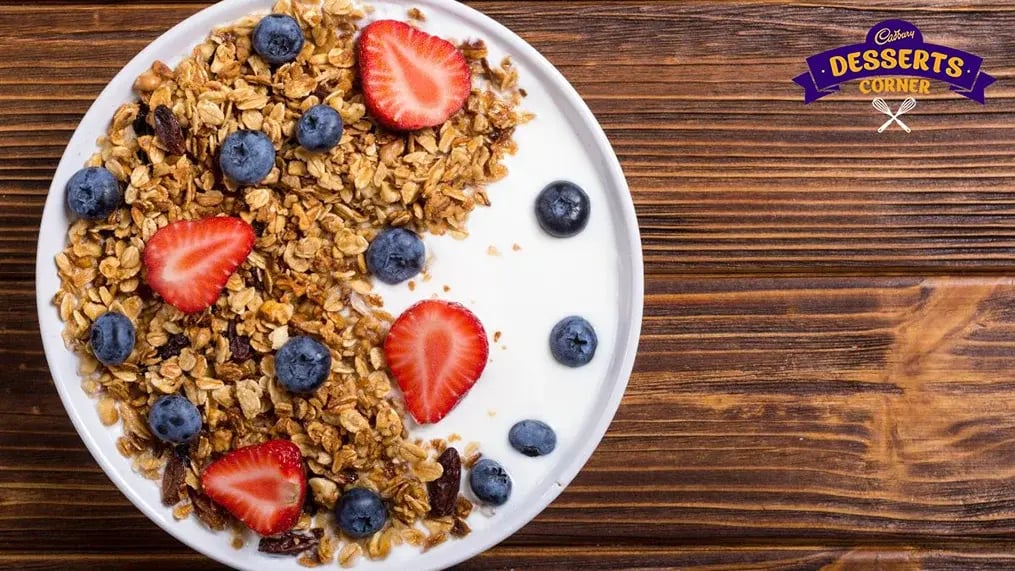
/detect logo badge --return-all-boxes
[794,20,995,104]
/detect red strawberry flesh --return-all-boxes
[143,217,255,313]
[201,439,305,536]
[384,300,489,424]
[358,19,472,131]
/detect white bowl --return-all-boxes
[35,0,643,569]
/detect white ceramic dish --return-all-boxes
[35,0,643,569]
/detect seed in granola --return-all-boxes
[156,332,191,360]
[226,321,253,363]
[427,447,461,517]
[153,105,186,155]
[258,528,324,556]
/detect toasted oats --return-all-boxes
[338,542,362,568]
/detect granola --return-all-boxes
[54,0,530,562]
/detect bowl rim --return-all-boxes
[34,0,644,569]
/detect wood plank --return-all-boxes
[10,275,1015,558]
[5,2,1015,279]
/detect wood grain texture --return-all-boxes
[6,0,1015,569]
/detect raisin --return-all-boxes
[156,332,190,360]
[427,447,461,517]
[258,529,324,556]
[133,102,153,137]
[227,321,252,363]
[153,104,186,155]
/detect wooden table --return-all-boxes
[5,1,1015,568]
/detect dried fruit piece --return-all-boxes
[133,102,154,137]
[227,322,253,363]
[427,447,460,517]
[156,332,190,360]
[153,104,186,155]
[258,528,324,556]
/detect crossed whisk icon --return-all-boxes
[872,97,917,133]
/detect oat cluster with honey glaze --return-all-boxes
[52,0,530,565]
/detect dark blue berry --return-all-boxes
[148,394,202,444]
[66,167,122,220]
[336,488,387,538]
[252,14,305,65]
[365,228,425,285]
[275,336,331,393]
[89,312,135,366]
[219,130,276,185]
[297,105,344,152]
[508,420,557,457]
[535,181,590,238]
[469,458,511,506]
[549,316,597,367]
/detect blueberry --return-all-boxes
[297,105,344,152]
[336,488,387,538]
[66,167,122,220]
[252,14,305,65]
[365,228,425,285]
[508,420,557,457]
[535,181,590,238]
[275,336,331,393]
[549,316,597,367]
[219,130,276,185]
[469,458,512,506]
[148,394,202,444]
[89,312,135,366]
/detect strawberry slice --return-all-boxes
[201,439,306,536]
[357,19,472,131]
[384,300,489,424]
[143,217,255,313]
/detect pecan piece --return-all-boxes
[427,447,460,517]
[153,104,186,155]
[188,488,228,530]
[258,528,324,556]
[160,450,186,506]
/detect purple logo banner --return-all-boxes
[793,20,995,103]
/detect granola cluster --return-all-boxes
[53,0,529,565]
